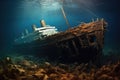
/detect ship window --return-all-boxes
[89,35,96,43]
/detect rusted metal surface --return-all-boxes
[47,18,106,49]
[47,19,106,62]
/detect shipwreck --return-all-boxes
[14,18,107,63]
[14,8,107,63]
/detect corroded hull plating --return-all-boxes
[15,19,107,63]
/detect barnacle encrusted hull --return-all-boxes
[15,19,107,63]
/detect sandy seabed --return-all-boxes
[0,55,120,80]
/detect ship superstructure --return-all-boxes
[15,20,58,44]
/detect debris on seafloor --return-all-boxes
[0,57,120,80]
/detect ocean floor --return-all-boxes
[0,53,120,80]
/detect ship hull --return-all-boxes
[14,19,107,63]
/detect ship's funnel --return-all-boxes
[32,24,37,31]
[40,20,46,27]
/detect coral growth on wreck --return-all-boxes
[0,56,120,80]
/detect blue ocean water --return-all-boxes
[0,0,119,56]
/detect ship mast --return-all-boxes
[61,7,71,29]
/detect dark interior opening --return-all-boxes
[89,35,96,43]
